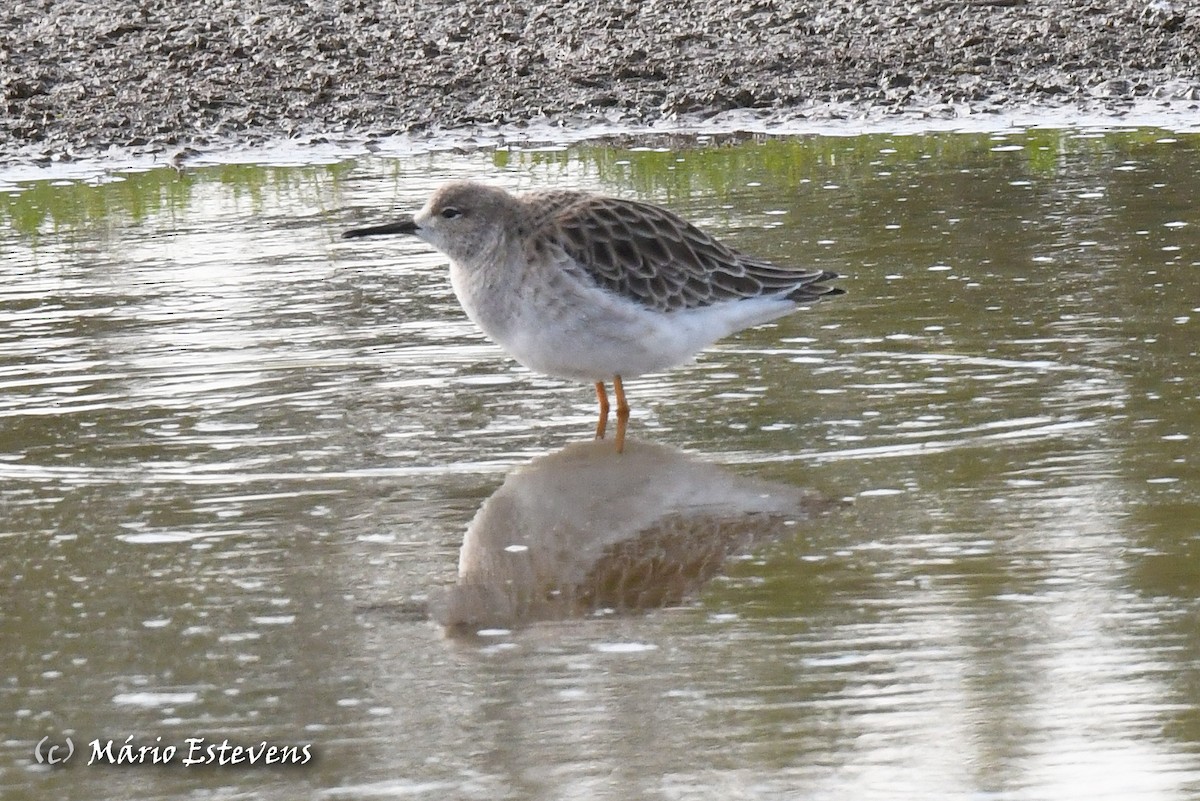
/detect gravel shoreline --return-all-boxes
[2,0,1198,164]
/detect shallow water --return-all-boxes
[2,128,1198,800]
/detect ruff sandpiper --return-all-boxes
[344,181,843,452]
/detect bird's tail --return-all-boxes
[786,270,845,302]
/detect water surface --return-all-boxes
[2,128,1198,800]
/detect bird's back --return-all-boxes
[520,190,843,313]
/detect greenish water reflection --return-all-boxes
[4,128,1190,234]
[1,162,355,236]
[1,128,1198,801]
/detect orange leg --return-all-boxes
[594,381,609,440]
[613,375,630,454]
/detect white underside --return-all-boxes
[450,256,798,382]
[512,296,796,381]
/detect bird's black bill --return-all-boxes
[342,216,419,239]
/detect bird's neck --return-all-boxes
[448,235,525,342]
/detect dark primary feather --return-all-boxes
[526,192,843,312]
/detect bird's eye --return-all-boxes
[440,207,462,219]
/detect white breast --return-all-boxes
[449,254,799,383]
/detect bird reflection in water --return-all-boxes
[432,439,843,635]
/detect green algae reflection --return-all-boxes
[1,162,356,238]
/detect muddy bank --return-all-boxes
[1,0,1198,163]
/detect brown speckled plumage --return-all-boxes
[523,191,843,312]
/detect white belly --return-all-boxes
[449,258,797,383]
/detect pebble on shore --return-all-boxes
[1,0,1197,163]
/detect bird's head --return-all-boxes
[344,181,521,264]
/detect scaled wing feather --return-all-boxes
[532,194,841,312]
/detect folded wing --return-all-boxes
[538,194,843,313]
